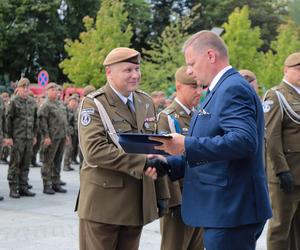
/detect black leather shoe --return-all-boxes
[43,185,55,195]
[31,163,42,168]
[27,184,33,189]
[19,189,36,197]
[63,166,74,171]
[0,196,4,201]
[52,185,67,193]
[60,180,66,186]
[9,189,20,198]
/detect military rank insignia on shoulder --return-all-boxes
[262,100,274,113]
[87,87,104,99]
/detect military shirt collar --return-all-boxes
[283,79,300,95]
[209,65,232,92]
[175,98,192,115]
[109,84,134,104]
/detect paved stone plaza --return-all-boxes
[0,163,267,250]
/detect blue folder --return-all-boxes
[118,133,172,155]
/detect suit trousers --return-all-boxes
[160,206,204,250]
[267,184,300,250]
[79,219,143,250]
[204,222,265,250]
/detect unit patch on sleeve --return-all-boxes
[262,100,274,113]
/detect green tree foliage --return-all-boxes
[0,0,100,84]
[60,0,132,88]
[141,5,200,94]
[183,0,287,52]
[258,20,300,89]
[222,6,263,73]
[289,0,300,25]
[0,0,63,82]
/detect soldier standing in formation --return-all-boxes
[77,47,168,250]
[264,52,300,250]
[1,91,10,163]
[64,95,79,171]
[0,95,6,201]
[6,78,37,198]
[38,83,69,195]
[158,66,204,250]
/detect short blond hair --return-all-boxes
[183,30,228,59]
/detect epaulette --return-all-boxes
[87,87,105,99]
[135,89,151,98]
[161,107,175,116]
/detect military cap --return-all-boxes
[17,78,30,87]
[284,52,300,67]
[103,47,140,66]
[83,85,96,96]
[175,66,197,85]
[68,94,79,102]
[46,82,57,90]
[56,85,63,91]
[239,69,256,82]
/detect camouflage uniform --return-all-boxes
[38,98,68,191]
[63,106,75,170]
[0,97,5,200]
[6,95,38,195]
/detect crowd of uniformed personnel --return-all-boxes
[0,48,300,250]
[0,80,95,200]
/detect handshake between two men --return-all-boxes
[143,133,185,180]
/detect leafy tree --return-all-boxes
[258,20,300,89]
[0,0,64,82]
[222,6,263,73]
[289,0,300,25]
[60,0,132,88]
[141,5,200,94]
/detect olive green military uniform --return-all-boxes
[63,105,75,170]
[0,97,10,163]
[71,107,79,163]
[0,97,5,200]
[6,95,38,193]
[78,84,162,250]
[158,100,204,250]
[38,98,68,188]
[264,81,300,250]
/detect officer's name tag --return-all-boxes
[81,108,95,114]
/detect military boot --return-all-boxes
[43,184,55,195]
[9,186,20,199]
[52,184,67,193]
[19,188,36,197]
[60,180,66,186]
[0,195,3,201]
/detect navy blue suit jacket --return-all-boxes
[167,68,272,228]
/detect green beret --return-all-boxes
[175,66,197,85]
[17,78,30,87]
[46,82,58,90]
[103,47,140,66]
[285,52,300,67]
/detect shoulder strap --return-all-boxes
[166,113,182,134]
[275,90,300,124]
[93,98,123,149]
[78,97,123,170]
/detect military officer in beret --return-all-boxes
[38,83,69,194]
[6,78,37,198]
[239,69,259,95]
[158,66,204,250]
[264,52,300,250]
[77,47,168,250]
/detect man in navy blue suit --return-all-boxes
[145,30,272,250]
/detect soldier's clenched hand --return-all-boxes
[277,171,294,193]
